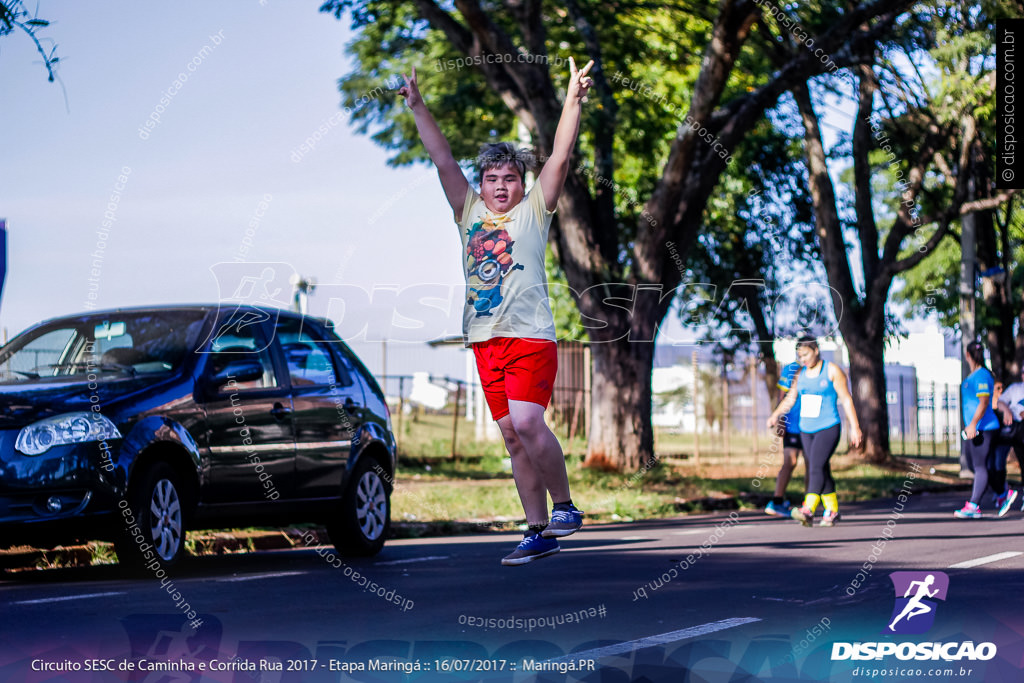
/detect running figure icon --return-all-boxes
[888,574,939,631]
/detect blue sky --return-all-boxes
[0,0,463,346]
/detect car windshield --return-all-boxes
[0,311,208,384]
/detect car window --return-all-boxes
[0,311,207,384]
[206,323,277,392]
[330,345,357,388]
[275,318,342,387]
[0,328,78,381]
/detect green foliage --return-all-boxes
[546,243,585,341]
[320,0,783,276]
[685,120,822,351]
[888,0,1017,339]
[892,235,960,330]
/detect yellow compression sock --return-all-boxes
[803,493,821,512]
[822,492,839,512]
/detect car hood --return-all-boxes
[0,376,175,429]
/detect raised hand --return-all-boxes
[566,56,595,104]
[398,66,423,109]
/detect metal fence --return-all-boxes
[368,342,961,462]
[654,358,961,461]
[378,372,590,459]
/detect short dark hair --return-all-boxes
[477,142,534,183]
[966,341,986,367]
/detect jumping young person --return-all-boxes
[398,59,593,564]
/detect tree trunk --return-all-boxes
[845,333,890,464]
[763,354,781,403]
[584,337,655,471]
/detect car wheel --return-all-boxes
[327,458,390,557]
[115,462,188,570]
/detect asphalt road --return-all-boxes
[2,490,1023,682]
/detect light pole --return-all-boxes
[290,274,316,315]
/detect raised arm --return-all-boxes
[537,57,594,212]
[399,67,470,221]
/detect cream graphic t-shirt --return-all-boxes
[457,186,557,345]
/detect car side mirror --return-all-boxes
[208,359,264,390]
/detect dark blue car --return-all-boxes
[0,305,396,569]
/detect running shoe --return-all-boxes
[542,505,584,538]
[790,506,813,527]
[953,502,982,519]
[501,533,560,566]
[820,510,840,527]
[765,500,793,517]
[998,489,1018,517]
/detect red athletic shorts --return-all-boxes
[472,337,557,421]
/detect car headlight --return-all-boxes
[16,412,123,456]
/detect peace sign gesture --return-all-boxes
[566,56,595,104]
[398,66,423,109]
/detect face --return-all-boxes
[480,163,524,214]
[995,382,1004,402]
[796,345,819,367]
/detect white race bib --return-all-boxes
[801,394,823,419]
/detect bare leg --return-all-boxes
[507,399,571,506]
[497,415,548,525]
[773,448,800,498]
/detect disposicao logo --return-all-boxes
[831,571,997,663]
[884,571,949,635]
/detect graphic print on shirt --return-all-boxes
[465,212,524,317]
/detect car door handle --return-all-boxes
[270,402,292,420]
[344,398,358,410]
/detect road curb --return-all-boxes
[0,481,974,573]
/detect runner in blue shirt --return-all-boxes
[955,341,1000,519]
[765,360,803,517]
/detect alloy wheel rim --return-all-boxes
[149,479,182,561]
[355,472,387,541]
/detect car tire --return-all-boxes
[115,462,188,571]
[326,458,390,557]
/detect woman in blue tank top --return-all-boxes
[767,336,862,526]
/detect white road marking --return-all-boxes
[375,555,449,566]
[13,591,124,605]
[217,571,308,582]
[671,525,750,536]
[620,536,650,541]
[948,551,1023,569]
[548,617,762,663]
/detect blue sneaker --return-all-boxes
[542,505,583,538]
[998,489,1018,518]
[501,533,560,566]
[765,500,792,517]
